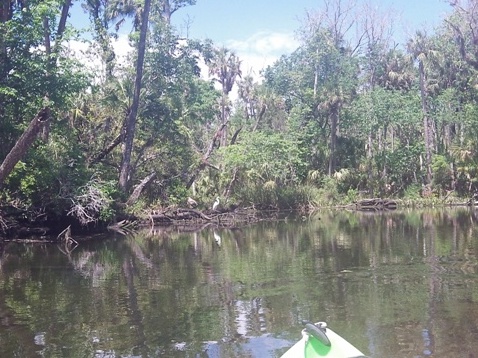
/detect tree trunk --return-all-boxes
[328,104,339,176]
[0,3,10,130]
[0,107,50,185]
[125,171,156,206]
[161,0,172,24]
[88,0,116,80]
[89,131,124,166]
[56,0,72,42]
[43,17,51,55]
[313,48,319,99]
[118,0,151,192]
[230,126,242,145]
[220,93,228,147]
[0,0,11,23]
[419,60,433,185]
[252,103,266,132]
[40,0,72,142]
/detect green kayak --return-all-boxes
[281,321,368,358]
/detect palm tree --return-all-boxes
[407,31,436,186]
[206,47,242,146]
[237,74,256,120]
[106,0,143,31]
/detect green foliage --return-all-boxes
[162,179,189,206]
[2,130,93,213]
[124,198,148,216]
[234,183,317,211]
[432,155,453,193]
[2,161,37,206]
[345,188,359,203]
[276,185,321,210]
[0,0,90,219]
[315,177,341,206]
[6,0,478,227]
[218,131,306,190]
[403,184,422,200]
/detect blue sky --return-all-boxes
[171,0,452,76]
[68,0,453,79]
[172,0,451,42]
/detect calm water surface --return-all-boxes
[1,208,478,357]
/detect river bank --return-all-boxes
[1,196,476,242]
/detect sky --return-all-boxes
[68,0,453,80]
[170,0,452,77]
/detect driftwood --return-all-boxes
[0,107,50,185]
[349,198,397,211]
[148,208,212,224]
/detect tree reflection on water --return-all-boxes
[0,208,477,357]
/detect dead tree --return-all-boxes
[186,121,228,189]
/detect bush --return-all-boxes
[432,155,453,193]
[68,177,117,225]
[234,183,318,211]
[315,176,340,206]
[403,183,422,200]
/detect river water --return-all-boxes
[1,208,478,357]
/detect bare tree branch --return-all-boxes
[186,121,228,189]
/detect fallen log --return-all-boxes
[352,198,397,211]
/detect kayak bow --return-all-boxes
[281,321,367,358]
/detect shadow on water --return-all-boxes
[0,208,478,357]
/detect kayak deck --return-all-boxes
[281,322,367,358]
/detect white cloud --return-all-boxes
[111,34,133,63]
[227,31,298,56]
[225,31,299,80]
[67,34,133,82]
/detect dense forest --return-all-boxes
[1,0,478,231]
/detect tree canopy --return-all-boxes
[1,0,478,228]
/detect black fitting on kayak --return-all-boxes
[301,320,331,347]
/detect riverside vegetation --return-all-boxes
[1,0,478,238]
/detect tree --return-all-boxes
[159,0,197,24]
[407,31,436,186]
[118,0,152,192]
[445,0,478,71]
[205,47,242,147]
[237,75,257,121]
[1,0,78,146]
[0,0,87,196]
[83,0,117,80]
[300,0,362,176]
